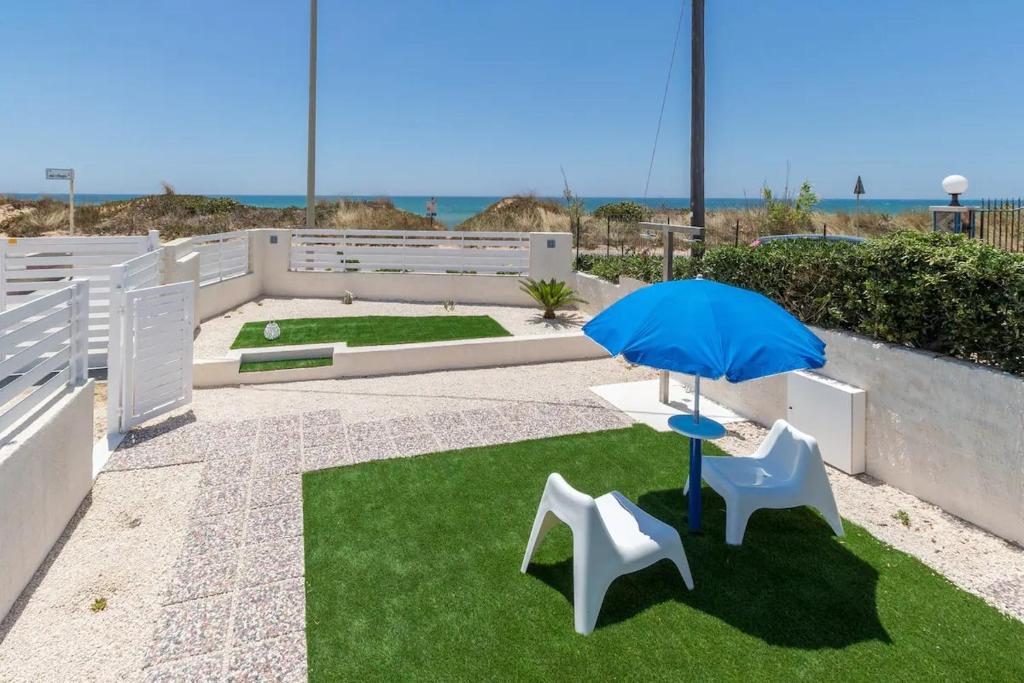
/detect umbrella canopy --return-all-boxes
[582,278,825,382]
[583,277,826,534]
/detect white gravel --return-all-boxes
[193,297,589,359]
[0,464,204,682]
[716,421,1024,623]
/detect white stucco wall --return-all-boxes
[528,232,573,281]
[0,381,94,621]
[197,273,262,322]
[573,272,648,315]
[193,333,609,388]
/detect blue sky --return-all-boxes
[2,0,1022,198]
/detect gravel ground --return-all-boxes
[193,297,589,359]
[0,465,203,682]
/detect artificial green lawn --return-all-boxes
[303,425,1024,681]
[238,357,332,373]
[230,315,511,349]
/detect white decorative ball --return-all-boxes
[263,321,281,341]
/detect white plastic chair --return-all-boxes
[685,419,844,546]
[521,473,694,635]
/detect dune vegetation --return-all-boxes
[0,193,440,240]
[1,189,929,247]
[457,193,930,252]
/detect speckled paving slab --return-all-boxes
[137,397,631,681]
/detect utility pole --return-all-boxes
[690,0,705,232]
[659,0,705,404]
[305,0,318,228]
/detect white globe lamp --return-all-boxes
[942,175,968,206]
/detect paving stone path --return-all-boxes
[105,399,630,682]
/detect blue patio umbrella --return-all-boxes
[583,278,826,532]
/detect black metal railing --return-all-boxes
[971,198,1023,252]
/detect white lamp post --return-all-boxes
[942,174,968,207]
[933,175,970,235]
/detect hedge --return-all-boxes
[577,232,1024,375]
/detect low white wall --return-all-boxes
[582,272,1024,545]
[186,229,581,315]
[194,333,609,388]
[0,381,94,620]
[197,273,262,322]
[573,272,647,315]
[265,269,534,306]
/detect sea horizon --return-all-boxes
[5,193,974,228]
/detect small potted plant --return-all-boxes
[519,278,586,319]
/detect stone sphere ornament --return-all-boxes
[263,321,281,341]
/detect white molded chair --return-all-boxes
[521,473,694,635]
[686,419,844,546]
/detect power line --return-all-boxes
[643,0,687,198]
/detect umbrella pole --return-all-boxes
[688,375,703,532]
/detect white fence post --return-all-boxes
[69,280,90,385]
[0,239,6,312]
[106,263,127,435]
[147,230,161,252]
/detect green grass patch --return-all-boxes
[231,315,511,350]
[238,357,332,373]
[303,426,1024,681]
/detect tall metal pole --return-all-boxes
[305,0,318,228]
[690,0,705,231]
[687,0,706,533]
[68,171,76,235]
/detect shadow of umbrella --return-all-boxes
[525,485,890,648]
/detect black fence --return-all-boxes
[971,199,1023,252]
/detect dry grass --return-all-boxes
[459,195,570,232]
[0,195,439,239]
[0,194,933,246]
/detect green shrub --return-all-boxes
[577,232,1024,375]
[519,278,586,319]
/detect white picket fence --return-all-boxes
[289,229,530,275]
[192,231,250,286]
[0,233,161,367]
[0,282,90,443]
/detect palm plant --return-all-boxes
[519,278,587,319]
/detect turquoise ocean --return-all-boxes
[9,193,960,229]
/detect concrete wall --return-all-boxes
[0,381,94,620]
[529,232,573,282]
[582,273,1024,545]
[191,228,576,310]
[194,333,609,387]
[161,248,201,330]
[573,272,648,315]
[197,272,261,321]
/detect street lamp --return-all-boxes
[942,174,968,206]
[932,174,971,236]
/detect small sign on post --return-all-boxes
[45,168,76,234]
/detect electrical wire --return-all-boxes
[643,0,687,198]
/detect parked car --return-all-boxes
[749,234,866,247]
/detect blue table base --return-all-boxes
[667,414,727,533]
[688,436,703,532]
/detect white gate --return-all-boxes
[107,281,194,434]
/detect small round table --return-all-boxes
[668,414,726,533]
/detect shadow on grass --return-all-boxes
[527,486,890,649]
